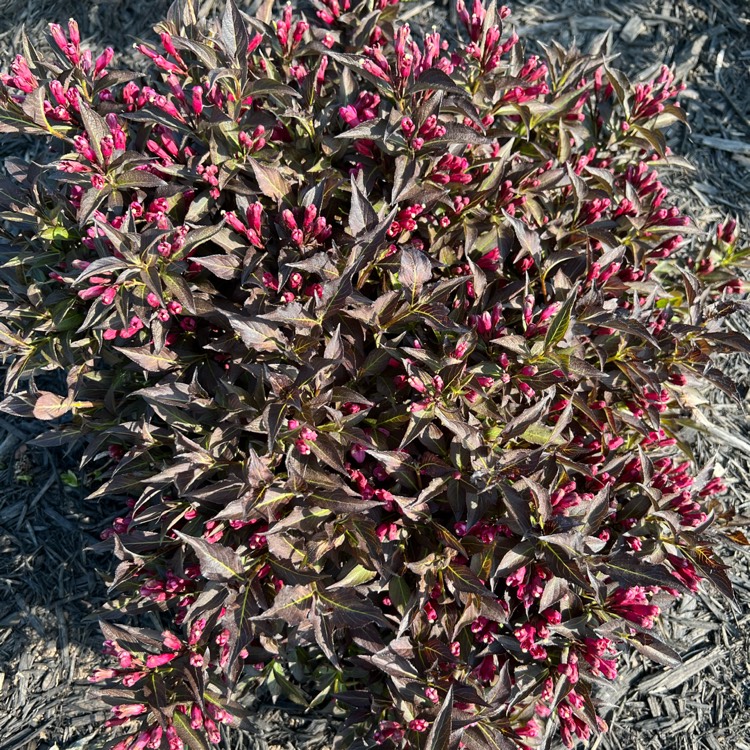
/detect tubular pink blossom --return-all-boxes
[113,702,147,718]
[145,652,178,669]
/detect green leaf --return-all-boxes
[529,81,594,128]
[172,37,220,70]
[519,423,565,447]
[503,212,542,267]
[268,660,309,705]
[501,392,552,440]
[179,222,227,257]
[349,172,378,236]
[328,564,377,589]
[39,225,73,241]
[544,283,579,351]
[308,433,348,474]
[173,710,211,750]
[20,86,49,130]
[446,564,493,598]
[388,576,411,616]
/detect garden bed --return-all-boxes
[0,0,749,749]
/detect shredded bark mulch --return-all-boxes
[0,0,748,748]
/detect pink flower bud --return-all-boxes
[190,703,204,729]
[67,19,80,47]
[49,23,67,51]
[94,48,114,76]
[78,284,106,300]
[192,86,204,115]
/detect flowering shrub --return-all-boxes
[0,0,748,748]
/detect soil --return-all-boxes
[0,0,748,749]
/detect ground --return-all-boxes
[0,0,749,748]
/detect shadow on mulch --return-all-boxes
[0,0,749,749]
[0,421,113,750]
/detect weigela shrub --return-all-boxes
[0,0,748,748]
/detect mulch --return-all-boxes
[0,0,748,748]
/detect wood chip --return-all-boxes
[691,134,750,156]
[620,15,647,43]
[638,649,722,694]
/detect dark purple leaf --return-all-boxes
[424,685,453,750]
[175,532,243,581]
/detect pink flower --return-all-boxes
[514,622,540,652]
[89,668,117,682]
[477,247,501,271]
[517,719,540,738]
[667,554,701,591]
[300,427,318,441]
[113,702,147,718]
[374,721,404,745]
[162,631,182,651]
[122,671,146,687]
[145,652,178,669]
[423,600,438,621]
[581,637,618,680]
[296,439,311,455]
[557,651,579,683]
[608,586,660,628]
[101,285,118,305]
[376,522,398,542]
[473,654,497,682]
[471,616,499,644]
[350,443,367,463]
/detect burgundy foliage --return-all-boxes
[0,0,748,748]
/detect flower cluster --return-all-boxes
[0,0,747,749]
